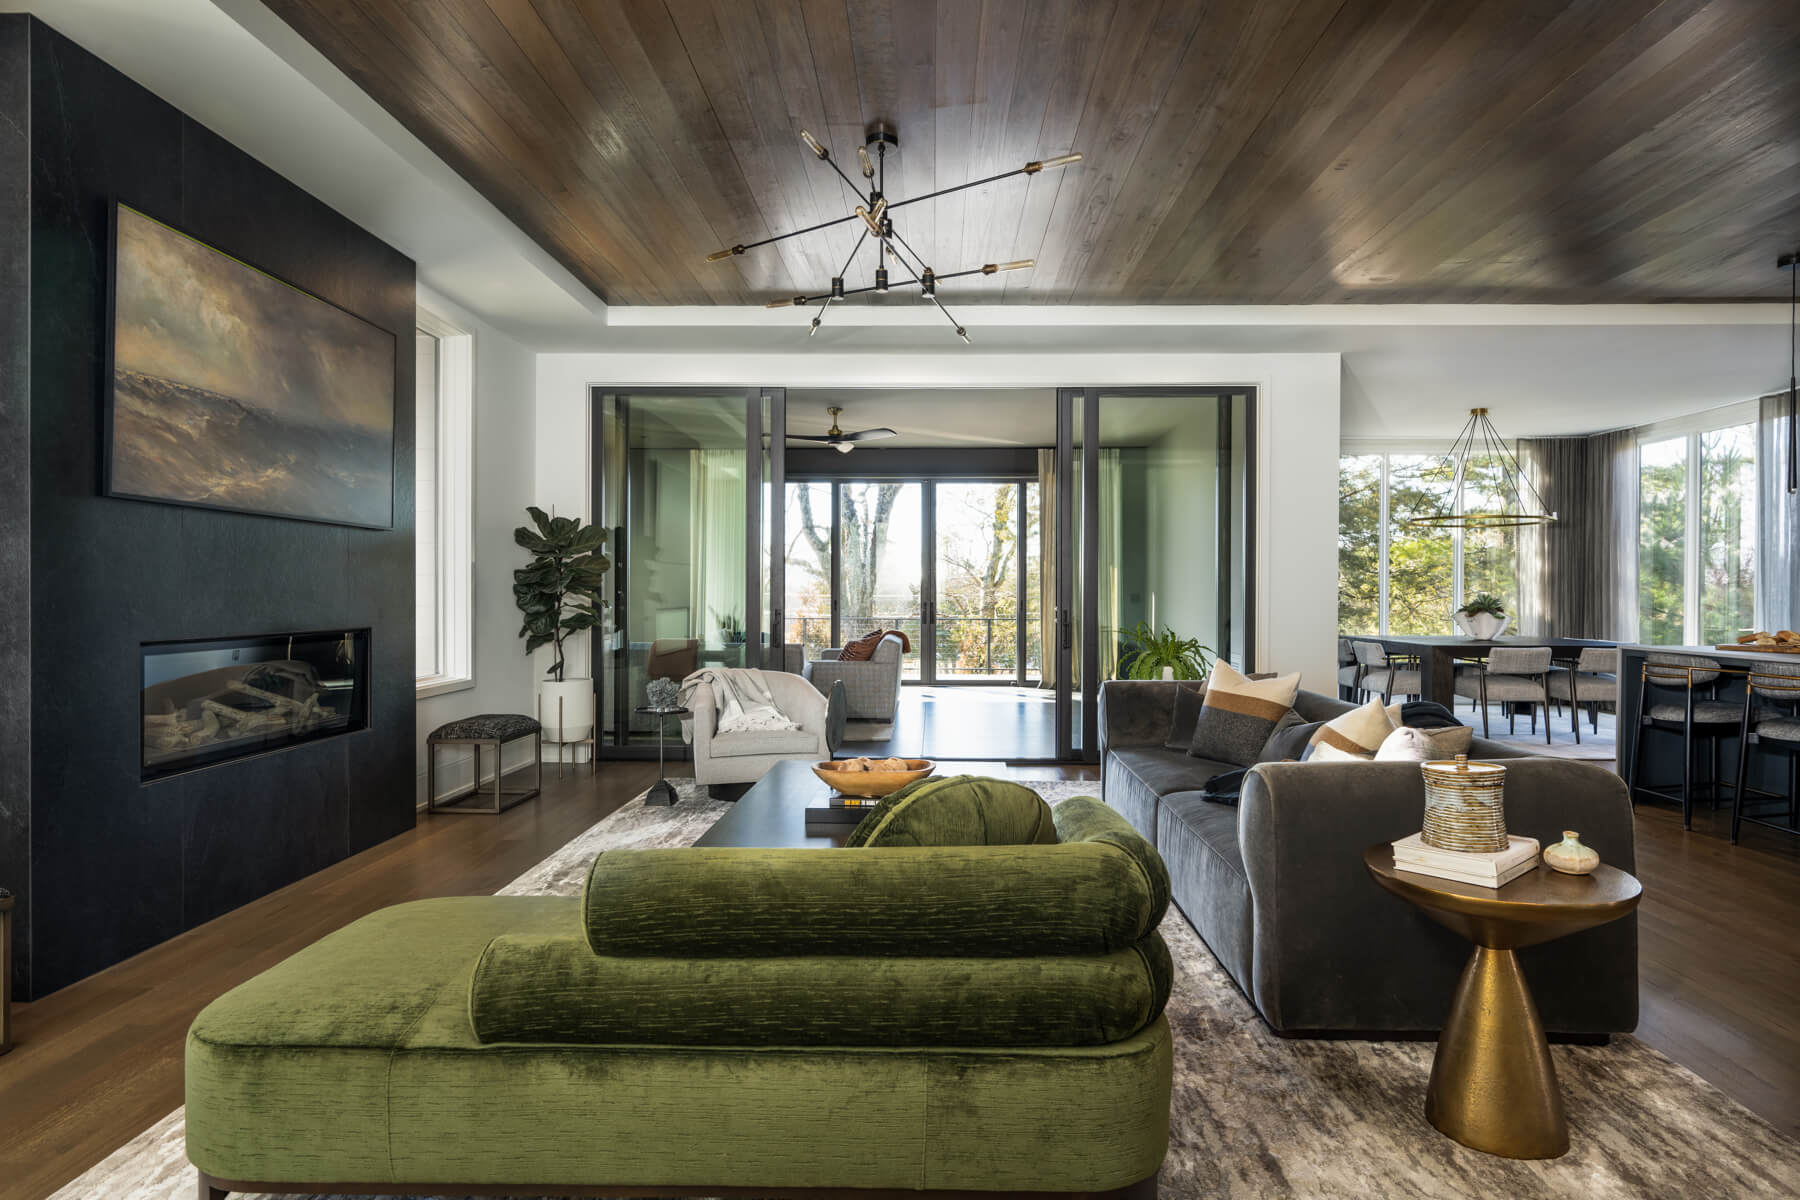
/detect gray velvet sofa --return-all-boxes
[1099,680,1638,1039]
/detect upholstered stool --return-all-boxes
[427,714,543,814]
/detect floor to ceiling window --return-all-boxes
[1638,413,1757,645]
[1337,449,1521,635]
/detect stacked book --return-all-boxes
[803,796,884,828]
[1391,832,1540,888]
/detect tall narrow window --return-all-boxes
[1338,450,1520,635]
[415,309,473,695]
[1637,418,1757,646]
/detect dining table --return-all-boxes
[1348,635,1617,708]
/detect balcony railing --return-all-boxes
[786,614,1041,680]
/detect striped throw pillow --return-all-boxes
[1306,697,1397,761]
[1187,662,1301,767]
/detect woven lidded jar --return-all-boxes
[1420,754,1508,853]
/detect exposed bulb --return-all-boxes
[1024,152,1082,174]
[800,129,828,159]
[809,316,821,337]
[980,259,1035,275]
[857,145,875,178]
[957,327,970,345]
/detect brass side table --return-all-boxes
[1364,845,1641,1159]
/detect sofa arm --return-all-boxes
[1236,759,1637,1036]
[1099,680,1179,749]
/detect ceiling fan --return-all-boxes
[788,406,896,455]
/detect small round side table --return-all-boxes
[634,706,690,807]
[1364,845,1641,1159]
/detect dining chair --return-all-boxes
[1353,641,1421,704]
[1730,662,1800,843]
[1337,638,1363,701]
[1625,653,1741,831]
[1460,646,1555,743]
[1548,647,1619,745]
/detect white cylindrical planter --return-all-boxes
[539,678,595,744]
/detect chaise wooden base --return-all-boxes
[198,1170,1159,1200]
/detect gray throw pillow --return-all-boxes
[1257,714,1323,763]
[1164,684,1208,751]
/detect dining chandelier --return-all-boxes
[704,123,1081,343]
[1406,408,1557,529]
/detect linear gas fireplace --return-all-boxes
[141,630,370,781]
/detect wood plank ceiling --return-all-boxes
[263,0,1800,306]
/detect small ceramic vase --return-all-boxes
[1544,831,1600,876]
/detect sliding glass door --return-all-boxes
[1058,388,1255,761]
[593,388,785,755]
[782,477,1040,685]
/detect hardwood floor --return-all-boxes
[2,758,1795,1200]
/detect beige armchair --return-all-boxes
[689,672,840,788]
[805,633,905,720]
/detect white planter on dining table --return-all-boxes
[1453,611,1512,640]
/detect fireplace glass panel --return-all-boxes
[141,630,370,780]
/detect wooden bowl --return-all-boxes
[812,759,935,798]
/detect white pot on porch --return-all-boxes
[1453,611,1512,640]
[539,678,595,743]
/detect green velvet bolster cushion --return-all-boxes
[845,775,1058,847]
[469,931,1172,1047]
[582,797,1169,957]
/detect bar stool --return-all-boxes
[1625,653,1741,830]
[1354,641,1421,704]
[1549,647,1619,744]
[1730,662,1800,843]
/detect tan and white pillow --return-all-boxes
[1373,724,1474,762]
[1306,697,1396,761]
[1188,662,1301,767]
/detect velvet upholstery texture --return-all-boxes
[845,774,1056,847]
[1098,681,1635,1037]
[187,896,1172,1191]
[470,932,1173,1047]
[582,796,1166,957]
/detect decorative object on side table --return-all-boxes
[645,677,681,711]
[1452,593,1512,640]
[1365,845,1642,1159]
[1,885,12,1055]
[635,704,691,807]
[1420,755,1508,853]
[514,506,611,752]
[1543,831,1600,875]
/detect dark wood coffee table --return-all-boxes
[694,759,1007,848]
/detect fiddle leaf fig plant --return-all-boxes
[513,506,610,682]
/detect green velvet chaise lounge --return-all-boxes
[186,789,1174,1198]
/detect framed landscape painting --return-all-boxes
[106,202,397,529]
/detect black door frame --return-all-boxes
[590,386,785,760]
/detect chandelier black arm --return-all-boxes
[885,163,1039,214]
[712,210,866,260]
[882,242,969,342]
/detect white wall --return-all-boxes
[415,286,538,805]
[535,348,1342,692]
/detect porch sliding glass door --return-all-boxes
[592,388,785,756]
[1057,388,1256,761]
[781,478,1042,686]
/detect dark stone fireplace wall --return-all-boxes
[0,15,417,1000]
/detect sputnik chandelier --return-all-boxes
[704,123,1081,343]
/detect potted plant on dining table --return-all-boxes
[1453,593,1512,640]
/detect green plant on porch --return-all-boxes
[1113,621,1214,681]
[1456,592,1507,618]
[513,506,610,682]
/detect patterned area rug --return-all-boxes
[54,781,1799,1200]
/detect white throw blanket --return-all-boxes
[678,668,800,742]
